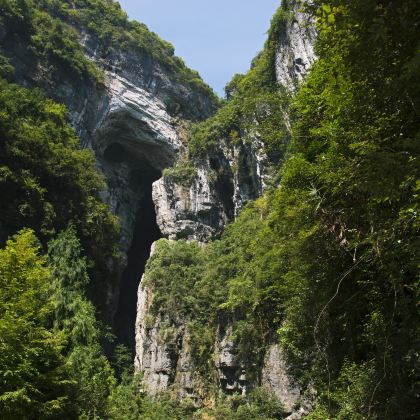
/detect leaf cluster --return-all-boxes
[143,1,420,417]
[0,78,120,308]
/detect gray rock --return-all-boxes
[135,266,203,402]
[262,344,301,414]
[135,278,177,394]
[215,324,247,396]
[275,1,317,91]
[152,165,226,242]
[133,3,317,415]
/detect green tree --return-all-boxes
[0,78,120,312]
[48,227,116,418]
[0,229,73,418]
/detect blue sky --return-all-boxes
[118,0,281,96]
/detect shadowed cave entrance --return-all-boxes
[105,142,164,351]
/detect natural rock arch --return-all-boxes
[92,105,179,350]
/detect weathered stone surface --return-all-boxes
[152,166,227,242]
[135,277,176,394]
[84,69,183,321]
[152,135,271,243]
[94,70,181,256]
[133,3,316,415]
[275,2,316,91]
[262,344,301,414]
[135,263,203,403]
[215,324,247,395]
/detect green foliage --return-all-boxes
[0,78,120,305]
[145,239,206,321]
[203,387,286,420]
[0,53,14,79]
[48,227,93,344]
[66,0,217,101]
[121,386,285,420]
[0,0,104,84]
[0,229,143,419]
[143,201,286,381]
[307,360,376,420]
[1,0,419,417]
[30,6,104,83]
[163,163,198,187]
[0,230,74,418]
[277,2,420,417]
[135,393,197,420]
[107,374,142,420]
[188,82,290,160]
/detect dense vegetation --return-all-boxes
[145,0,420,418]
[0,0,419,418]
[0,78,120,307]
[187,5,293,164]
[162,162,198,188]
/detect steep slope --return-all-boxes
[0,0,218,340]
[134,1,317,415]
[1,0,418,418]
[135,0,420,418]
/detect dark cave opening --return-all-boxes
[114,167,162,351]
[103,142,126,162]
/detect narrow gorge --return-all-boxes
[0,0,353,415]
[0,0,418,418]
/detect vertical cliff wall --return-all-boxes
[134,1,316,416]
[2,0,315,413]
[0,1,217,338]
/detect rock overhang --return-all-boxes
[93,109,177,172]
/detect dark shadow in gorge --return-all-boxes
[114,168,162,351]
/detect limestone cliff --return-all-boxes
[2,0,316,414]
[275,1,316,90]
[1,1,217,332]
[134,1,316,416]
[150,0,316,243]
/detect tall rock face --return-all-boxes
[152,140,267,242]
[149,1,317,243]
[55,56,214,328]
[275,1,316,91]
[2,0,315,413]
[135,1,316,416]
[58,45,217,340]
[1,1,217,332]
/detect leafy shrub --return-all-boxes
[163,163,198,187]
[0,78,120,303]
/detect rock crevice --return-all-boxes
[7,0,316,414]
[134,1,316,415]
